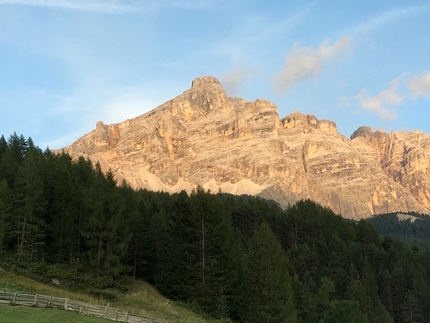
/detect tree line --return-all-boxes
[1,133,430,322]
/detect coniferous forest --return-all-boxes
[367,213,430,251]
[1,133,430,323]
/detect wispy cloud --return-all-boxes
[354,79,404,121]
[0,0,137,13]
[355,3,430,33]
[44,83,170,149]
[221,65,259,96]
[408,71,430,98]
[273,37,352,94]
[149,0,229,11]
[343,70,430,121]
[201,3,317,65]
[0,0,226,13]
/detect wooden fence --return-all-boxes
[0,291,169,323]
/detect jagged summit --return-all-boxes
[59,76,430,219]
[191,76,221,88]
[350,126,387,140]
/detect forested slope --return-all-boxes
[1,133,430,322]
[368,212,430,251]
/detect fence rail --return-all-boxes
[0,291,169,323]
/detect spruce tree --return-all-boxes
[241,222,296,323]
[11,148,47,263]
[0,179,12,256]
[401,290,424,323]
[325,300,368,323]
[156,190,195,299]
[189,186,233,319]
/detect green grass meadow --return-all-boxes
[0,269,216,323]
[0,305,110,323]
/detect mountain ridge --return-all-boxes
[58,76,430,219]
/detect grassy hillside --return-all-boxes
[0,306,110,323]
[0,269,217,323]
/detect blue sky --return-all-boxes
[1,0,430,149]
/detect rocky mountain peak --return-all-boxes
[282,111,337,135]
[58,76,430,219]
[350,126,386,141]
[191,76,221,89]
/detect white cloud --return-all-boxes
[273,37,352,93]
[338,96,350,109]
[356,3,430,33]
[408,71,430,98]
[221,65,258,96]
[0,0,137,13]
[317,38,352,60]
[354,79,404,121]
[0,0,226,13]
[42,82,174,149]
[148,0,228,11]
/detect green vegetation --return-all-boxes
[0,305,110,323]
[1,133,430,322]
[367,212,430,250]
[0,270,215,323]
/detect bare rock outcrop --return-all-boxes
[58,76,430,219]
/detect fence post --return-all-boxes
[12,292,17,305]
[48,295,52,306]
[104,302,109,318]
[125,309,129,323]
[64,297,69,311]
[115,309,119,321]
[34,293,38,306]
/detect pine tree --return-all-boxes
[80,166,130,283]
[391,259,407,322]
[401,290,424,323]
[0,135,7,156]
[188,186,234,319]
[11,148,47,263]
[103,173,130,277]
[43,152,80,264]
[156,190,194,299]
[315,277,335,319]
[1,133,26,187]
[325,300,368,323]
[380,269,394,318]
[151,207,170,281]
[0,179,12,256]
[241,222,296,323]
[127,191,157,283]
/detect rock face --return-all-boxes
[59,76,430,219]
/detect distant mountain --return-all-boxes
[58,76,430,219]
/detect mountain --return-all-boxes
[58,76,430,219]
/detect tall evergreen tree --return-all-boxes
[402,290,424,323]
[241,222,296,323]
[0,179,12,255]
[188,186,235,319]
[80,167,130,283]
[156,190,195,299]
[43,152,80,264]
[11,148,46,263]
[325,300,368,323]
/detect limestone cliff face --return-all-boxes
[59,76,430,219]
[351,127,430,211]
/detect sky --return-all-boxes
[1,0,430,149]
